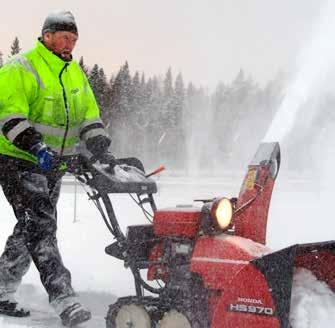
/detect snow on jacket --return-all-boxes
[0,40,108,162]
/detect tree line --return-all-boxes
[1,37,287,172]
[0,36,21,67]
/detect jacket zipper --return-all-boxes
[58,63,69,156]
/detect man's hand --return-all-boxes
[86,135,111,157]
[31,142,55,171]
[95,152,117,166]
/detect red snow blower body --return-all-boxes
[76,142,335,328]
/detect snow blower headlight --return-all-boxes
[211,198,233,231]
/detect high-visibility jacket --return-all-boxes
[0,40,108,162]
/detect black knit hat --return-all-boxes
[42,11,78,35]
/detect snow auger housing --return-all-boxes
[71,143,335,328]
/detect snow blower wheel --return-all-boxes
[158,310,192,328]
[106,303,151,328]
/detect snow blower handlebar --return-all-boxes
[67,154,163,298]
[58,154,158,242]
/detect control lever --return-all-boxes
[145,165,165,178]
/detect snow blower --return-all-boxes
[71,142,335,328]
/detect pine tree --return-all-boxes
[139,73,150,123]
[172,72,185,167]
[174,72,185,123]
[88,64,110,125]
[79,56,89,75]
[183,83,213,172]
[131,71,141,111]
[10,37,21,56]
[139,73,148,122]
[162,68,174,129]
[211,82,232,161]
[103,75,115,129]
[110,61,132,155]
[109,75,115,90]
[88,64,100,95]
[98,68,109,117]
[161,67,179,164]
[145,76,163,164]
[140,73,146,94]
[138,73,153,159]
[111,61,132,118]
[163,67,174,99]
[128,71,146,156]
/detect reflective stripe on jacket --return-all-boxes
[0,40,108,162]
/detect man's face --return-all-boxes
[43,31,78,61]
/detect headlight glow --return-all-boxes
[211,198,233,230]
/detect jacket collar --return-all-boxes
[35,40,73,75]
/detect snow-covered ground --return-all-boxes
[0,171,334,327]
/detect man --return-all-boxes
[0,11,111,327]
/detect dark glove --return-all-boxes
[31,142,55,171]
[98,152,117,165]
[86,135,111,158]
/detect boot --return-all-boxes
[0,300,30,317]
[60,302,91,327]
[0,292,30,317]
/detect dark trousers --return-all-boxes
[0,156,75,303]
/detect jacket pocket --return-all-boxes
[69,88,84,125]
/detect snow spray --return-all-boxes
[264,0,335,142]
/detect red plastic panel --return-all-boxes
[147,242,168,281]
[295,250,335,292]
[153,207,201,238]
[191,236,280,327]
[210,265,280,328]
[234,166,275,244]
[191,236,259,289]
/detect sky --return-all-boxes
[0,0,327,89]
